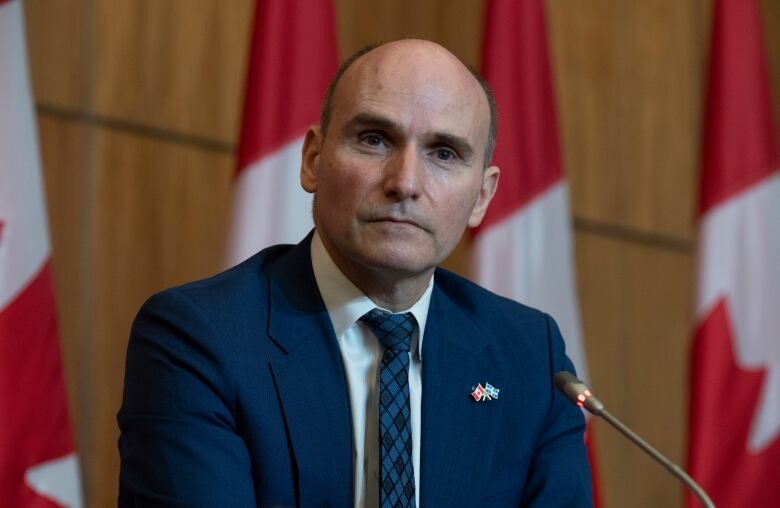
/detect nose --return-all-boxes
[383,145,421,201]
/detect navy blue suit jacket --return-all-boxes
[118,235,592,507]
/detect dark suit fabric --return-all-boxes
[118,235,592,507]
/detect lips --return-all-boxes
[368,216,427,231]
[378,217,418,226]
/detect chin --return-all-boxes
[356,247,438,276]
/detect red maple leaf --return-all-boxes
[0,262,74,507]
[687,299,780,507]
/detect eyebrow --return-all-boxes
[343,112,476,162]
[343,112,399,133]
[430,132,475,162]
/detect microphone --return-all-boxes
[554,371,715,508]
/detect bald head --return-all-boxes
[320,40,497,167]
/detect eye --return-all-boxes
[434,147,457,162]
[360,133,385,147]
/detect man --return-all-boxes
[118,39,592,507]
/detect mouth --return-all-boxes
[369,217,426,231]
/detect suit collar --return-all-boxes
[267,232,331,353]
[422,269,491,355]
[266,232,354,506]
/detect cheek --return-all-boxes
[324,158,380,200]
[436,178,481,218]
[430,182,482,239]
[317,159,375,216]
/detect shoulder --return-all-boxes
[162,244,291,303]
[431,266,569,372]
[142,244,292,318]
[125,244,303,400]
[131,243,299,355]
[433,266,552,333]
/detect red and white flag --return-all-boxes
[225,0,338,265]
[474,0,600,503]
[0,0,83,506]
[687,0,780,505]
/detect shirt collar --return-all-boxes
[310,230,433,359]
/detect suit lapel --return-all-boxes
[266,235,353,507]
[420,276,504,506]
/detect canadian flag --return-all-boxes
[0,0,83,507]
[474,0,600,504]
[687,0,780,506]
[224,0,338,265]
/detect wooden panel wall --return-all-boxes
[23,1,780,507]
[548,2,700,506]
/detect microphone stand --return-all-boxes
[554,371,716,508]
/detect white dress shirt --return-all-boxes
[310,231,432,508]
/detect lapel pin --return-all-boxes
[471,382,500,401]
[485,382,500,400]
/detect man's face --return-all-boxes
[301,41,499,280]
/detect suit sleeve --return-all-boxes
[117,289,257,508]
[520,314,593,508]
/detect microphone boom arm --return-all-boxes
[554,371,715,508]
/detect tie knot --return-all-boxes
[359,308,416,352]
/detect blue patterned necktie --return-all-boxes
[360,309,417,508]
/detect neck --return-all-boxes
[350,268,432,312]
[319,237,433,312]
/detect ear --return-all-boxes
[300,125,323,193]
[467,165,500,228]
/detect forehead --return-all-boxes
[331,43,490,144]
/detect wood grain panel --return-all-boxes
[336,0,485,67]
[575,230,692,508]
[762,0,780,148]
[24,0,85,109]
[548,0,700,240]
[37,115,89,470]
[87,127,233,507]
[91,0,253,143]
